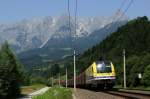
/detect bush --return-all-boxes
[142,64,150,86]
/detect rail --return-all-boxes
[105,89,150,99]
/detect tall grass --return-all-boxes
[32,86,72,99]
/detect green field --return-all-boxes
[32,86,72,99]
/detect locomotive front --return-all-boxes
[93,61,116,88]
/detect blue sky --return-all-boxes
[0,0,149,23]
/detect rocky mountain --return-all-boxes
[18,20,127,69]
[0,12,127,52]
[0,12,128,68]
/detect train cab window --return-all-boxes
[96,61,111,73]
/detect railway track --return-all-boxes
[72,88,123,99]
[104,89,150,99]
[72,88,150,99]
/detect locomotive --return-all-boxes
[61,61,116,89]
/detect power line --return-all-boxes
[73,0,78,50]
[113,0,134,89]
[67,0,72,48]
[74,0,77,38]
[119,0,127,10]
[121,0,134,18]
[68,0,71,35]
[116,0,134,22]
[111,0,127,22]
[101,0,134,59]
[102,0,126,58]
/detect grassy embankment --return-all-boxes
[21,84,46,95]
[32,86,72,99]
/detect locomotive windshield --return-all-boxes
[96,61,111,73]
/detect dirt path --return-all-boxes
[72,88,124,99]
[18,87,49,99]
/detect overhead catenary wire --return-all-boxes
[101,0,128,59]
[110,0,134,89]
[72,0,78,53]
[67,0,70,33]
[119,0,128,10]
[67,0,72,48]
[124,0,134,14]
[66,0,71,89]
[112,0,127,21]
[115,0,134,22]
[74,0,77,49]
[119,0,133,89]
[118,0,134,20]
[101,0,134,59]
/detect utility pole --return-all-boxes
[59,73,60,86]
[51,77,53,87]
[123,49,126,89]
[66,67,68,88]
[74,49,76,91]
[74,0,77,91]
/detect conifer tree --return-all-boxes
[0,42,23,98]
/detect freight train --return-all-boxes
[60,60,116,89]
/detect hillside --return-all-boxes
[75,16,150,87]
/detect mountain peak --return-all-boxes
[0,14,128,53]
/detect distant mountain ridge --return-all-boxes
[0,13,127,53]
[0,13,128,68]
[18,20,127,68]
